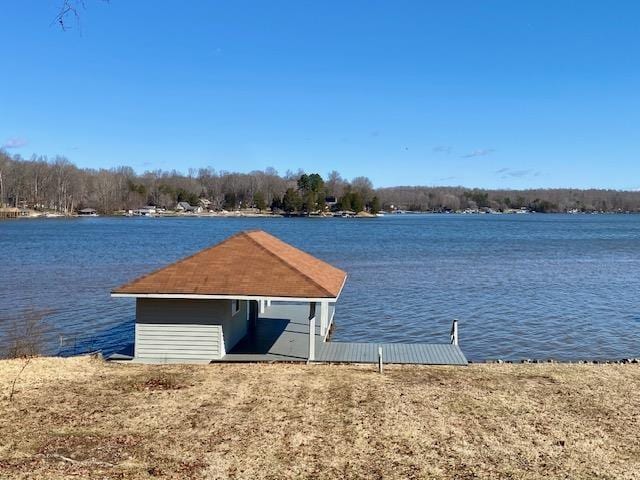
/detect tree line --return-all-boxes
[0,151,380,214]
[377,186,640,213]
[1,150,640,214]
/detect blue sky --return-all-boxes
[1,1,639,189]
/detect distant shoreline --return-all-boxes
[3,210,640,220]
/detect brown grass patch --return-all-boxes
[114,368,197,392]
[0,357,639,479]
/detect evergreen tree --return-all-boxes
[223,192,237,209]
[308,173,324,193]
[282,188,302,213]
[253,191,266,210]
[297,174,310,193]
[270,195,282,211]
[303,191,317,213]
[351,192,364,213]
[370,196,381,214]
[339,193,352,211]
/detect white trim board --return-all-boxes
[111,293,339,302]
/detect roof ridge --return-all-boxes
[244,231,335,297]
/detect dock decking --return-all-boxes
[219,303,467,365]
[316,341,467,365]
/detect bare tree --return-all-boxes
[350,176,374,203]
[2,149,640,214]
[326,170,347,198]
[54,0,109,31]
[3,309,52,359]
[3,309,49,403]
[8,358,31,402]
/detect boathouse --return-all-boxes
[111,230,467,365]
[111,230,346,363]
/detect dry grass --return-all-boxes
[0,357,639,479]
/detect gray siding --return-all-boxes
[135,298,249,362]
[135,323,223,362]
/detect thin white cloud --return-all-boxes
[462,148,495,158]
[495,168,542,179]
[433,145,452,154]
[2,137,27,149]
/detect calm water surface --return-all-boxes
[1,214,639,361]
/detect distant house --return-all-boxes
[198,198,212,209]
[325,196,338,209]
[176,201,203,213]
[78,208,98,216]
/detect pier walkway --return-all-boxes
[217,303,467,366]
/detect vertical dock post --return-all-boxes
[450,319,459,346]
[378,346,383,374]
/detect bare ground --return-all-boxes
[0,356,639,479]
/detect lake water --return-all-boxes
[1,214,639,361]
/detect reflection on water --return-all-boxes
[1,214,639,361]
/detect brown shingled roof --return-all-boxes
[112,230,347,298]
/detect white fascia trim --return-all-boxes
[111,293,338,303]
[334,274,347,300]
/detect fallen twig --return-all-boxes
[37,453,115,468]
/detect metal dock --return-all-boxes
[218,303,467,366]
[316,341,466,365]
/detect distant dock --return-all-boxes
[0,207,20,219]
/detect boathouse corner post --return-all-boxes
[319,300,329,338]
[308,302,317,363]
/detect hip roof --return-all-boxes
[112,230,347,299]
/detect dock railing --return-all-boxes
[450,319,459,346]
